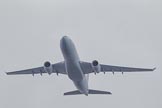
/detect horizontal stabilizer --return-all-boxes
[64,89,112,96]
[88,89,112,94]
[64,90,81,95]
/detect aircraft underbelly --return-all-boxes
[66,61,84,81]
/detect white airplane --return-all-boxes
[6,36,155,96]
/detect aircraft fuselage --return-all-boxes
[60,36,89,95]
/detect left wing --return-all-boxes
[6,62,66,75]
[80,61,156,74]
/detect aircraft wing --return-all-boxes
[6,62,66,75]
[80,61,156,74]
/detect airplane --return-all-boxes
[6,36,156,96]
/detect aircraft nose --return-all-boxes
[62,36,68,40]
[60,36,71,53]
[61,36,68,44]
[63,36,68,38]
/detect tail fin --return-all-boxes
[64,89,112,96]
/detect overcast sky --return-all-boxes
[0,0,162,108]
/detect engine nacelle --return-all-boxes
[44,61,53,75]
[91,60,101,73]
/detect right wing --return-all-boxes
[80,61,155,74]
[6,62,67,75]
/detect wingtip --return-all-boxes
[5,72,8,75]
[5,71,10,75]
[153,67,156,71]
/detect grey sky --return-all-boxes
[0,0,162,108]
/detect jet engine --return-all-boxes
[44,61,53,75]
[91,60,101,73]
